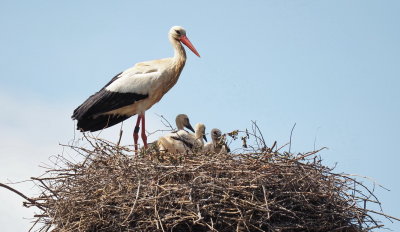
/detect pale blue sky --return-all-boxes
[0,1,399,231]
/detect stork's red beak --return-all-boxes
[180,35,201,57]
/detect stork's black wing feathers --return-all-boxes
[76,114,131,132]
[72,72,148,132]
[72,89,148,120]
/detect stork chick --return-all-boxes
[158,123,207,154]
[203,128,230,154]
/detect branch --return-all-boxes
[0,183,45,211]
[289,123,296,153]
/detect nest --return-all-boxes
[22,135,393,232]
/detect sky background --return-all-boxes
[0,0,399,231]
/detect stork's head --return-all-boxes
[176,114,195,132]
[169,26,200,57]
[210,128,222,142]
[195,123,207,142]
[169,26,186,40]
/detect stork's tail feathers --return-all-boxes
[75,114,131,132]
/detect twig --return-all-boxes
[251,120,267,149]
[0,183,45,211]
[122,180,141,224]
[31,177,59,199]
[365,209,400,221]
[154,185,166,232]
[262,185,271,219]
[117,122,124,146]
[289,123,296,153]
[290,147,327,162]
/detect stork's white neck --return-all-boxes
[169,36,187,65]
[212,137,218,146]
[195,130,204,140]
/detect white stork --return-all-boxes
[203,128,230,154]
[72,26,200,151]
[158,123,207,154]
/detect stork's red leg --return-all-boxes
[133,114,142,152]
[141,113,148,149]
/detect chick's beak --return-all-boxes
[185,123,195,133]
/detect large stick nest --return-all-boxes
[26,135,389,232]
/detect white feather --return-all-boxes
[105,68,161,95]
[157,123,206,154]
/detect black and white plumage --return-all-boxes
[71,26,200,151]
[72,72,148,131]
[158,123,207,154]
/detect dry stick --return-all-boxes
[0,183,45,211]
[339,174,382,209]
[250,123,260,149]
[235,207,250,232]
[122,180,141,224]
[83,133,96,149]
[28,217,41,232]
[270,141,277,152]
[289,123,296,153]
[276,142,289,152]
[154,185,166,232]
[117,122,124,146]
[262,185,271,219]
[235,129,267,152]
[157,114,175,130]
[146,114,175,137]
[344,173,391,192]
[290,147,328,163]
[251,120,267,149]
[146,129,174,138]
[44,225,51,232]
[366,224,384,230]
[194,203,203,223]
[366,209,400,221]
[205,221,218,232]
[31,177,59,199]
[313,127,321,151]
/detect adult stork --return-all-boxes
[72,26,200,151]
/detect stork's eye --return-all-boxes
[175,30,181,35]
